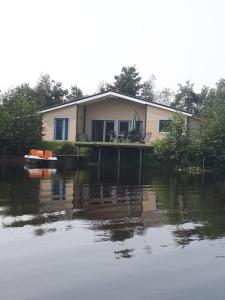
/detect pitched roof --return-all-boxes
[39,91,193,116]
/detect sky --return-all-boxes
[0,0,225,94]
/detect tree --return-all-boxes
[198,96,225,167]
[153,113,189,164]
[96,81,110,93]
[215,78,225,99]
[140,75,156,101]
[109,66,142,97]
[1,83,37,104]
[0,87,42,154]
[35,74,68,108]
[67,85,84,101]
[156,87,174,105]
[171,81,208,115]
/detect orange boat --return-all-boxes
[24,149,57,167]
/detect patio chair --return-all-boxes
[143,132,152,144]
[109,131,117,143]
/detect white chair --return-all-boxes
[143,132,152,143]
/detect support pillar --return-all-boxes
[98,147,102,183]
[139,148,143,184]
[117,148,121,183]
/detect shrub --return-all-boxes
[56,142,77,155]
[41,141,77,154]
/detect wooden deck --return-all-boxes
[74,142,152,184]
[74,141,152,149]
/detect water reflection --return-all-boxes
[1,162,225,247]
[2,161,225,299]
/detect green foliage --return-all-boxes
[171,80,209,115]
[0,89,42,154]
[41,140,69,151]
[179,166,208,175]
[55,142,77,155]
[140,75,156,101]
[67,85,84,101]
[35,74,68,108]
[97,81,109,93]
[152,113,189,164]
[156,88,174,105]
[198,96,225,168]
[109,66,142,97]
[42,141,93,157]
[2,83,37,104]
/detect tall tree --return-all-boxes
[215,78,225,99]
[0,87,42,153]
[35,74,68,108]
[109,66,142,97]
[198,95,225,167]
[67,85,84,101]
[156,87,174,105]
[140,74,156,101]
[171,80,208,115]
[96,81,110,93]
[2,83,37,104]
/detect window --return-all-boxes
[159,120,170,132]
[118,121,130,135]
[54,118,69,140]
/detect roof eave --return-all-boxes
[38,91,193,116]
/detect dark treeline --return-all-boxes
[1,66,225,171]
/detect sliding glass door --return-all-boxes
[92,120,104,141]
[105,121,114,142]
[92,120,115,142]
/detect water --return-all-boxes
[1,160,225,299]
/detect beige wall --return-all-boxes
[42,105,77,141]
[146,105,188,142]
[41,98,200,143]
[85,97,146,140]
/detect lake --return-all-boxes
[1,159,225,299]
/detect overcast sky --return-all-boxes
[0,0,225,94]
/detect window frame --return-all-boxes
[159,120,170,132]
[118,120,131,135]
[54,118,69,140]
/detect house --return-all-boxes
[39,91,200,143]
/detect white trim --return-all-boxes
[39,102,78,113]
[39,91,193,116]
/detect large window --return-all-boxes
[159,120,170,132]
[118,121,130,135]
[54,118,69,140]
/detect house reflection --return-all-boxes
[36,170,159,221]
[39,176,74,213]
[24,168,166,242]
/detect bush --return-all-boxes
[41,141,77,155]
[56,142,77,155]
[152,113,189,166]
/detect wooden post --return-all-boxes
[98,147,101,166]
[117,148,121,183]
[98,147,101,183]
[77,146,80,168]
[139,148,142,184]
